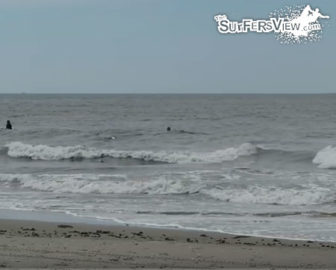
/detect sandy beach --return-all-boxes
[0,218,335,268]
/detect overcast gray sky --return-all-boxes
[0,0,335,94]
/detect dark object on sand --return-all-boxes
[6,120,12,130]
[57,224,74,229]
[167,127,171,132]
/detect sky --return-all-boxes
[0,0,335,94]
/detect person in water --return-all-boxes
[167,126,171,132]
[6,120,12,130]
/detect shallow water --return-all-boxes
[1,94,336,241]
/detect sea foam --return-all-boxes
[0,172,332,205]
[0,173,202,195]
[5,141,257,164]
[313,145,336,169]
[201,185,332,205]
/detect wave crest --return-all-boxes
[0,173,332,205]
[313,145,336,169]
[5,142,258,164]
[201,185,332,205]
[0,173,201,195]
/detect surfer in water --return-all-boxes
[6,120,12,130]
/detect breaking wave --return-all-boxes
[313,145,336,169]
[0,173,333,205]
[0,173,202,195]
[4,141,258,164]
[201,185,333,205]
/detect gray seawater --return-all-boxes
[1,94,336,241]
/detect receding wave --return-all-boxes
[4,141,258,164]
[136,210,305,217]
[313,145,336,169]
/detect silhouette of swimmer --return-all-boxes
[167,127,171,132]
[6,120,12,130]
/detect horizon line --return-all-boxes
[0,92,336,95]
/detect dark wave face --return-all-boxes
[1,94,336,242]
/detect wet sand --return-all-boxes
[0,219,335,268]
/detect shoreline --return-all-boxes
[1,215,336,268]
[1,208,333,244]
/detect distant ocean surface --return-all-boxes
[1,94,336,241]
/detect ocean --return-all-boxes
[0,94,336,242]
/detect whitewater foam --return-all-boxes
[201,184,333,205]
[313,145,336,169]
[0,173,202,195]
[5,141,257,164]
[0,172,333,205]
